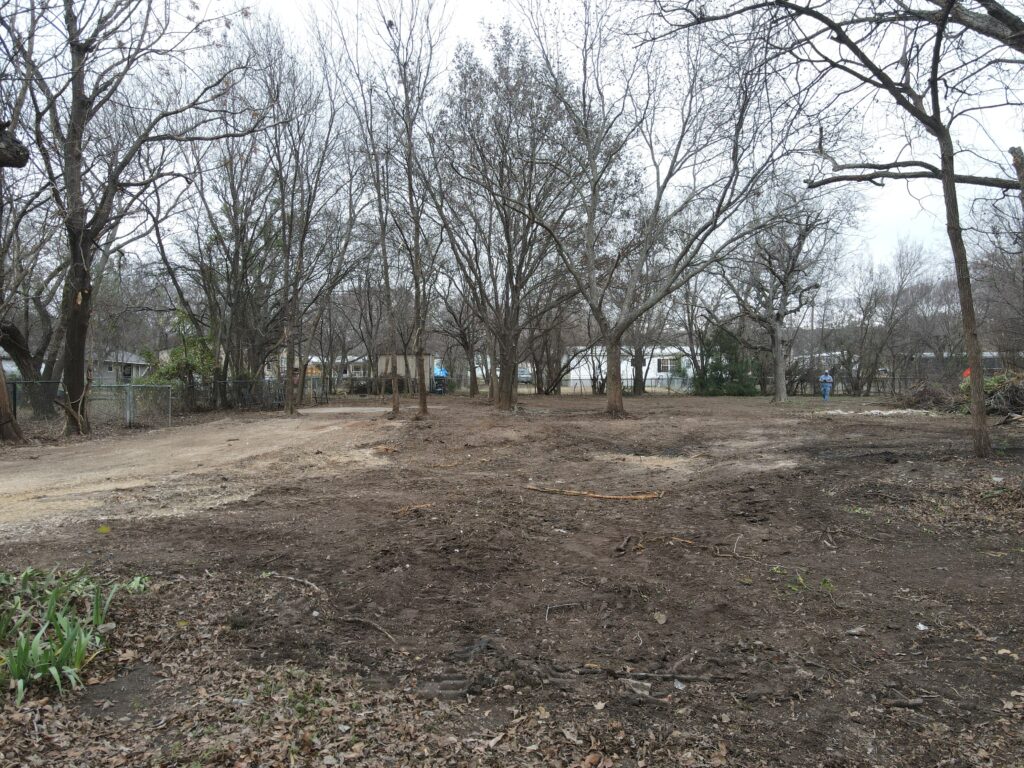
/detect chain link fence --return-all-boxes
[6,381,172,434]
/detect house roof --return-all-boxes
[104,351,149,366]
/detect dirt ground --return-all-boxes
[1,395,1023,767]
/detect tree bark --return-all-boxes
[631,350,646,395]
[772,318,787,403]
[465,342,479,397]
[0,365,26,444]
[606,338,625,416]
[62,244,92,435]
[495,337,518,412]
[939,131,991,457]
[416,343,428,418]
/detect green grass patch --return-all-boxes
[0,568,148,705]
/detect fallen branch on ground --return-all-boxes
[397,503,434,514]
[262,571,322,592]
[341,615,397,643]
[526,486,664,501]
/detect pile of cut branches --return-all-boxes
[897,383,959,412]
[982,372,1024,416]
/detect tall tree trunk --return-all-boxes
[772,319,787,403]
[606,337,625,416]
[939,131,991,458]
[0,366,25,444]
[62,244,92,435]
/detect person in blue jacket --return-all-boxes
[818,370,834,401]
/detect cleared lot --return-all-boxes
[1,396,1022,767]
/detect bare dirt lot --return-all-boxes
[2,396,1023,767]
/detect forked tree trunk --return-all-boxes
[0,366,25,444]
[605,338,625,416]
[939,131,991,458]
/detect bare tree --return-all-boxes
[523,0,808,415]
[2,0,252,434]
[722,184,845,402]
[374,0,448,418]
[651,0,1024,452]
[427,27,576,411]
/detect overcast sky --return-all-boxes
[254,0,959,268]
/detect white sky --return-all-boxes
[255,0,963,268]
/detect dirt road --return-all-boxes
[0,407,394,525]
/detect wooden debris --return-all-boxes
[263,572,322,593]
[340,615,397,644]
[525,485,664,501]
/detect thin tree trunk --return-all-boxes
[488,338,498,401]
[606,337,625,416]
[772,320,787,403]
[389,351,399,415]
[466,342,478,397]
[416,343,428,417]
[939,131,991,458]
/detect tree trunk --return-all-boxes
[631,350,645,395]
[939,131,991,458]
[495,338,517,412]
[772,320,787,403]
[62,249,92,435]
[605,338,625,416]
[466,342,479,397]
[415,343,428,418]
[488,338,498,401]
[0,366,25,444]
[387,352,399,417]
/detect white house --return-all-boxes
[93,351,151,385]
[561,346,692,393]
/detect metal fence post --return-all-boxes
[125,382,135,428]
